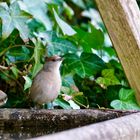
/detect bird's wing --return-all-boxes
[30,76,43,102]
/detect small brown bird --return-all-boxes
[0,90,8,107]
[30,55,63,109]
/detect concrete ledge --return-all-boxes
[0,109,136,129]
[0,109,138,139]
[32,112,140,140]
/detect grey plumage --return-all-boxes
[30,55,62,108]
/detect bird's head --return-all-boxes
[43,55,63,71]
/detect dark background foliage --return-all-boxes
[0,0,139,110]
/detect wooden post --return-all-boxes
[95,0,140,104]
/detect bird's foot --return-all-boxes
[47,102,54,109]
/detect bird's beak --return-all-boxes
[57,57,64,61]
[60,57,64,61]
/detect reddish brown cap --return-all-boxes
[45,55,63,62]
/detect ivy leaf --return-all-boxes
[31,38,45,78]
[63,2,74,20]
[68,100,80,109]
[47,32,77,55]
[35,31,78,56]
[96,69,120,87]
[73,25,104,52]
[0,2,31,41]
[64,52,106,78]
[119,88,135,101]
[106,85,121,101]
[20,0,52,30]
[72,92,89,108]
[11,65,19,79]
[53,9,76,36]
[31,63,43,79]
[0,3,14,40]
[103,47,117,57]
[107,59,123,71]
[71,0,86,9]
[111,100,140,110]
[62,74,75,87]
[33,39,46,63]
[54,98,72,109]
[23,76,32,90]
[110,100,123,110]
[90,24,104,48]
[7,46,30,60]
[111,88,140,110]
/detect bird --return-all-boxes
[30,55,63,109]
[0,90,8,107]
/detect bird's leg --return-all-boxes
[47,102,54,109]
[42,104,45,109]
[31,104,43,110]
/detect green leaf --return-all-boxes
[61,86,71,95]
[62,74,75,87]
[90,24,104,48]
[6,46,31,62]
[119,88,135,101]
[0,1,31,41]
[30,38,45,78]
[111,88,140,110]
[0,3,14,39]
[73,25,104,52]
[19,0,52,30]
[68,100,80,109]
[110,100,123,110]
[71,0,86,9]
[0,71,11,81]
[31,61,43,79]
[107,59,123,71]
[72,92,89,108]
[53,9,76,36]
[11,66,19,79]
[63,2,74,20]
[103,47,116,57]
[48,32,77,55]
[106,85,120,101]
[23,75,32,90]
[36,31,78,56]
[96,69,120,87]
[111,100,140,110]
[33,39,46,63]
[54,98,72,109]
[64,52,106,78]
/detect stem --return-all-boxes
[0,44,34,57]
[0,69,23,90]
[0,65,9,70]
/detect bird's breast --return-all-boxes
[30,70,61,104]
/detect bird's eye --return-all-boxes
[52,59,56,62]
